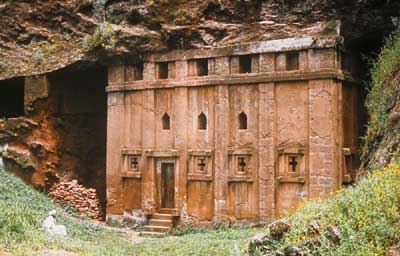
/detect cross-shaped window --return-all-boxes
[238,157,247,173]
[197,157,206,172]
[130,157,139,170]
[288,156,298,172]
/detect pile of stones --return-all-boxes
[48,180,103,220]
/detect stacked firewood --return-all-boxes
[48,180,103,220]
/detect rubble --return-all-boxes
[48,180,103,220]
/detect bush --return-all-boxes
[253,164,400,255]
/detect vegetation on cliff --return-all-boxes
[362,30,400,170]
[251,163,400,255]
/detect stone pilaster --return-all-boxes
[174,87,188,212]
[106,91,125,214]
[258,83,275,221]
[308,79,339,198]
[214,85,229,221]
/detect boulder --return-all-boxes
[326,225,341,244]
[269,219,291,239]
[284,246,304,256]
[248,232,267,253]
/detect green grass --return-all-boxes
[0,167,258,255]
[252,164,400,256]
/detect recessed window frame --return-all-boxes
[286,51,299,71]
[239,55,252,73]
[238,111,248,130]
[162,113,171,130]
[157,62,169,79]
[198,112,207,130]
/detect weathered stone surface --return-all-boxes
[1,0,399,81]
[106,39,363,225]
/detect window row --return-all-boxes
[155,52,299,80]
[161,112,248,130]
[126,51,300,81]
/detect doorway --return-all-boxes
[161,162,175,208]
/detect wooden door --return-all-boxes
[161,163,175,208]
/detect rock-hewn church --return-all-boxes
[106,36,362,230]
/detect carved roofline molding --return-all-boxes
[146,36,343,62]
[107,70,355,92]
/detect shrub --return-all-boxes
[253,164,400,255]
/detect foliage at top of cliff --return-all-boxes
[0,0,399,80]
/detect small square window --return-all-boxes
[134,63,143,80]
[239,55,252,73]
[286,52,299,71]
[197,59,208,76]
[157,62,169,79]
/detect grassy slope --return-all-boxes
[253,164,400,256]
[0,167,256,256]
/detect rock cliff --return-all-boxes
[1,0,399,80]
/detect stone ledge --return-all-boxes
[107,70,355,92]
[277,176,305,184]
[121,171,141,179]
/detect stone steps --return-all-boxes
[140,231,166,237]
[141,211,175,237]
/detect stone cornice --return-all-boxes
[106,69,355,92]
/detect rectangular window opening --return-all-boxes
[197,59,209,76]
[134,63,144,81]
[286,52,299,71]
[157,62,169,79]
[239,55,252,73]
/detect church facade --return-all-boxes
[105,36,362,226]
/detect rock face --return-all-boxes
[49,180,103,220]
[1,0,399,81]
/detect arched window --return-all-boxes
[198,112,207,130]
[239,111,247,130]
[162,113,170,130]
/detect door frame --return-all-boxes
[155,157,177,210]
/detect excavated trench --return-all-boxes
[0,65,108,214]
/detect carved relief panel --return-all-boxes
[121,149,142,178]
[187,150,212,181]
[277,148,305,183]
[227,149,254,183]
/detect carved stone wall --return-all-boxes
[106,37,362,225]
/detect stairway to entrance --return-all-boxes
[141,208,176,236]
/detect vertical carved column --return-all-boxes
[174,87,188,214]
[308,79,339,198]
[106,91,125,215]
[214,85,229,221]
[142,89,156,209]
[258,83,275,221]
